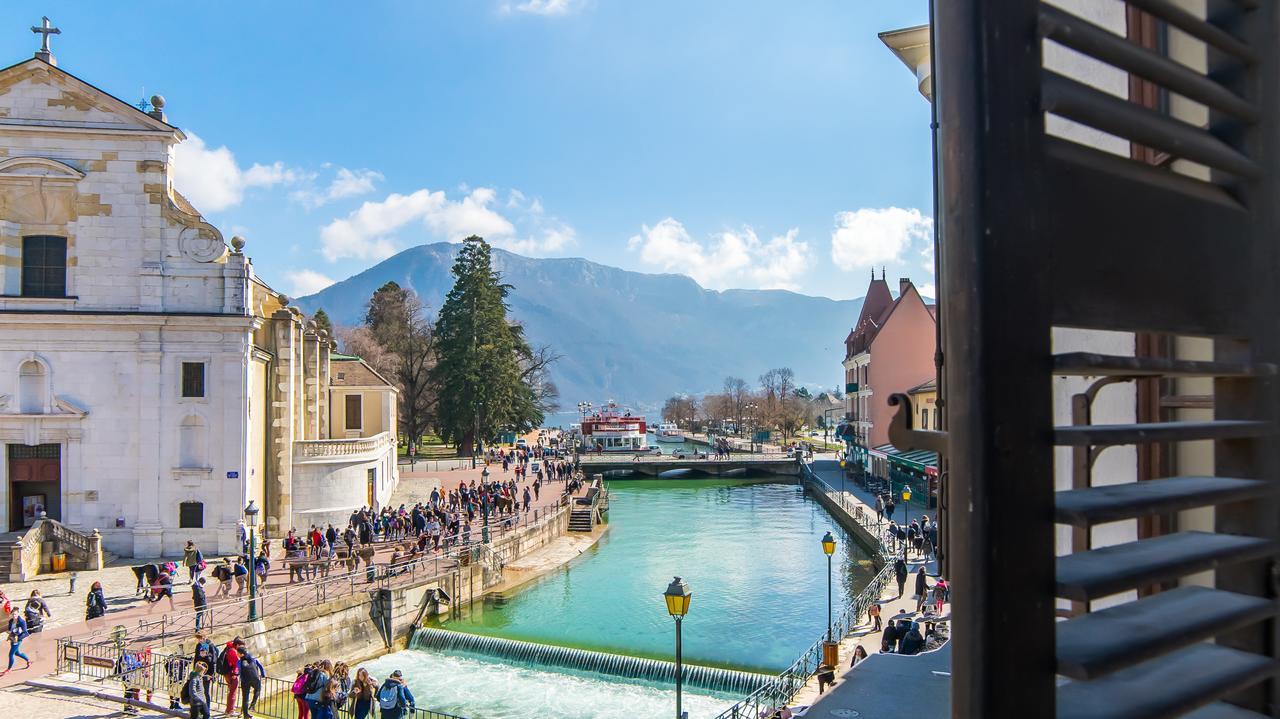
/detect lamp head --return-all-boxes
[663,576,692,617]
[244,500,259,518]
[821,531,836,556]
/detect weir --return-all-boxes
[410,627,773,696]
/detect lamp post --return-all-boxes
[744,402,759,453]
[663,576,692,719]
[821,531,836,641]
[244,500,260,621]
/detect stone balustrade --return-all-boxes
[293,431,395,460]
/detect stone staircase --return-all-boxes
[568,507,594,532]
[0,532,22,583]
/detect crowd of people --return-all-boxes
[107,628,420,719]
[70,440,581,635]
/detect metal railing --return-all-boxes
[55,638,467,719]
[710,465,899,719]
[70,492,577,650]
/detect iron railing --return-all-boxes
[55,638,467,719]
[70,494,575,650]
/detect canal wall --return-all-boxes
[176,503,580,676]
[798,462,886,563]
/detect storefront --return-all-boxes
[871,443,939,509]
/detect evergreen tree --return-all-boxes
[432,236,543,453]
[311,308,333,337]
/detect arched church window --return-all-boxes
[179,415,207,468]
[18,360,46,414]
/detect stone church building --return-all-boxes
[0,45,398,557]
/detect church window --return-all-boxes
[345,394,362,430]
[21,236,67,298]
[179,501,204,529]
[181,362,206,398]
[179,415,207,468]
[18,360,46,414]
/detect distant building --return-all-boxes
[841,272,936,468]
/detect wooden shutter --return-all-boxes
[935,2,1280,717]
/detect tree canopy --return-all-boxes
[431,237,547,452]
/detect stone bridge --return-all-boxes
[577,453,801,477]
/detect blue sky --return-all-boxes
[3,2,934,300]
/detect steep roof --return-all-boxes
[331,356,395,389]
[908,377,937,394]
[845,277,895,356]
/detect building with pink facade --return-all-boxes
[841,272,937,464]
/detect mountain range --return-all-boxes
[294,242,863,413]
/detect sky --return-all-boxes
[2,2,934,301]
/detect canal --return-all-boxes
[362,476,877,719]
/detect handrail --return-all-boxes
[295,431,396,459]
[711,464,898,719]
[54,638,468,719]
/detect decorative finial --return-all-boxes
[148,94,166,122]
[230,235,246,253]
[31,16,60,66]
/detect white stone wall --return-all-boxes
[0,318,254,557]
[290,446,397,531]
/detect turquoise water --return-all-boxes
[440,477,876,673]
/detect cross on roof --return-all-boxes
[31,16,60,64]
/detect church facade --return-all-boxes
[0,49,398,557]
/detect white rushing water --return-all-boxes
[361,649,736,719]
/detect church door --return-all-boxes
[8,444,60,531]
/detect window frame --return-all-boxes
[181,362,207,399]
[20,235,68,298]
[344,393,363,431]
[178,501,204,529]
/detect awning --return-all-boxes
[872,443,939,472]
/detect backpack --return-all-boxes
[377,684,402,711]
[180,679,192,705]
[215,647,233,675]
[304,670,324,695]
[292,671,310,696]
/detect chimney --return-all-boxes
[899,277,912,296]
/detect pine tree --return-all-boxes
[311,308,333,337]
[432,236,543,453]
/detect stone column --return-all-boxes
[303,329,320,441]
[63,429,84,527]
[318,335,332,440]
[266,311,297,536]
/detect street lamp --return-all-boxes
[821,532,836,642]
[663,576,692,719]
[244,500,260,621]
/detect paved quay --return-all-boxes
[0,456,585,690]
[784,459,950,717]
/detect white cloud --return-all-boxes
[291,168,384,209]
[283,269,337,298]
[502,0,585,15]
[917,283,937,299]
[830,207,933,272]
[318,184,576,261]
[628,218,811,291]
[172,132,304,212]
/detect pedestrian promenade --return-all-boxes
[0,460,585,689]
[788,460,949,713]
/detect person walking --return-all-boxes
[183,541,205,584]
[350,668,378,719]
[86,581,107,623]
[915,567,931,613]
[894,556,909,598]
[23,590,51,633]
[191,577,209,630]
[885,496,896,523]
[3,612,30,674]
[183,664,211,719]
[292,665,314,719]
[217,639,241,716]
[305,659,333,717]
[238,645,265,718]
[376,670,415,719]
[867,602,882,631]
